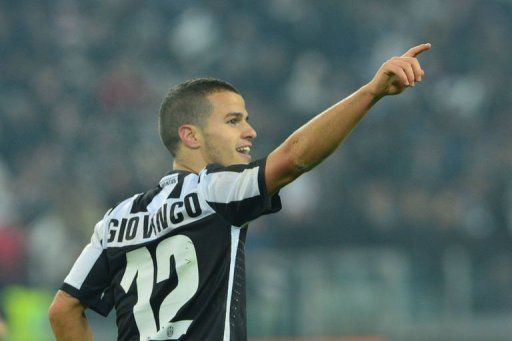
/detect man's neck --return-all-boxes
[172,154,206,174]
[172,161,198,173]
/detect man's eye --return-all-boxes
[227,119,239,125]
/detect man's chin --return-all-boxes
[238,154,252,164]
[225,155,252,166]
[213,154,252,167]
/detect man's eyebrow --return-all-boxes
[225,112,249,120]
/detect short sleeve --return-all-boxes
[60,220,114,316]
[197,157,281,226]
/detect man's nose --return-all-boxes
[244,123,257,140]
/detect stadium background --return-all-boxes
[1,0,511,340]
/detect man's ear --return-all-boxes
[178,124,202,149]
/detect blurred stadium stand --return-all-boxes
[1,0,512,340]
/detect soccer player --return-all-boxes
[49,43,431,340]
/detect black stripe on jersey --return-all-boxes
[230,228,247,340]
[130,186,163,214]
[167,173,186,198]
[256,157,271,196]
[205,162,254,175]
[206,195,281,227]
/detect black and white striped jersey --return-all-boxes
[61,158,281,341]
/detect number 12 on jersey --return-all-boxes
[120,235,199,340]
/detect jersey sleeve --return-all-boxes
[197,157,281,226]
[60,219,114,316]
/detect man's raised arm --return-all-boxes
[265,43,431,195]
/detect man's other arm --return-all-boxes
[265,43,431,195]
[49,290,93,341]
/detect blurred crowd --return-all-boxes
[1,0,512,320]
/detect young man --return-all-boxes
[49,43,431,340]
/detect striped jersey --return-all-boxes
[61,158,281,340]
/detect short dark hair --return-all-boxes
[159,78,239,156]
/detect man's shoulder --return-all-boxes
[105,185,162,219]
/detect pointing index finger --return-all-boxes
[402,43,432,58]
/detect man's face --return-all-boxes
[200,91,257,166]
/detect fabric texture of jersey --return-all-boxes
[60,158,281,341]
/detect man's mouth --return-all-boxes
[236,146,251,155]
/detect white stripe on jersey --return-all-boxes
[223,226,241,341]
[147,174,179,214]
[201,167,260,204]
[182,173,199,198]
[64,221,104,289]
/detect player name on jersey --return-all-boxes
[106,192,209,247]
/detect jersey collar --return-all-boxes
[159,170,192,188]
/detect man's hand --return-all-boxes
[265,42,432,195]
[365,43,432,98]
